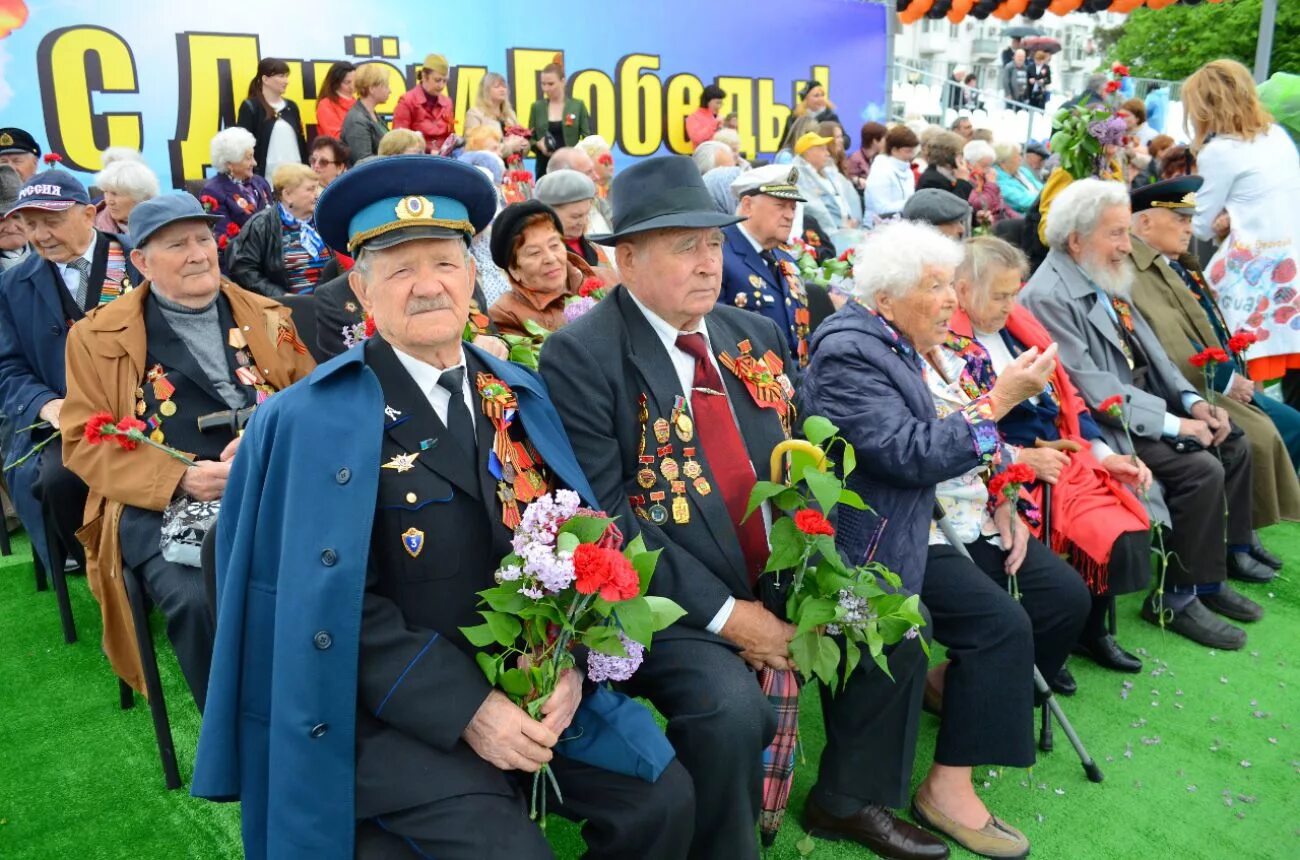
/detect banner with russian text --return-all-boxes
[0,0,886,187]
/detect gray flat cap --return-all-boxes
[902,188,972,226]
[534,169,597,206]
[0,165,21,215]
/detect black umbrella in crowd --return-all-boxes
[1003,25,1046,37]
[1022,36,1063,54]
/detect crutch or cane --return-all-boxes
[933,500,1104,783]
[1038,483,1054,753]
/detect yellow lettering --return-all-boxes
[170,33,260,183]
[663,74,704,154]
[717,78,755,159]
[617,54,662,157]
[507,48,560,129]
[453,66,487,132]
[570,70,616,144]
[36,26,141,172]
[756,79,791,154]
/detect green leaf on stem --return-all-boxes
[837,488,869,510]
[461,623,498,648]
[794,597,839,637]
[611,597,653,644]
[642,595,687,634]
[803,467,842,517]
[812,535,849,574]
[812,635,841,688]
[842,639,861,689]
[483,588,529,614]
[475,651,499,684]
[558,515,613,544]
[802,415,838,446]
[556,532,580,553]
[484,611,522,648]
[582,624,625,655]
[499,667,533,698]
[764,516,805,573]
[788,630,819,680]
[838,439,857,479]
[745,480,789,521]
[630,545,662,592]
[776,488,805,512]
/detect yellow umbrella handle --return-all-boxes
[769,439,829,484]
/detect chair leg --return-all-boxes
[49,553,77,644]
[0,519,12,556]
[122,566,182,790]
[119,678,135,710]
[1107,596,1117,637]
[33,550,48,592]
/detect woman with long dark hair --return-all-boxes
[236,57,308,179]
[314,61,356,140]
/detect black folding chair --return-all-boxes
[40,505,78,644]
[934,499,1103,783]
[117,563,182,790]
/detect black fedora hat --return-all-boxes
[590,155,744,244]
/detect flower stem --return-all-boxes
[3,430,61,473]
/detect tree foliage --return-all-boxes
[1100,1,1299,81]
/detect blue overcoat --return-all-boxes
[192,342,610,858]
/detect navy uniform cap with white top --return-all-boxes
[719,164,814,364]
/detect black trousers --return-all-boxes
[353,754,695,859]
[922,538,1089,768]
[33,445,87,569]
[1133,432,1252,587]
[1073,529,1151,598]
[623,630,927,859]
[120,507,214,711]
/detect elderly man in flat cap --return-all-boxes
[61,193,315,708]
[393,53,457,155]
[541,156,948,860]
[903,188,973,240]
[193,154,693,860]
[1128,176,1300,573]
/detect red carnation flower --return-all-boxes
[43,152,63,165]
[363,315,377,339]
[1227,331,1257,354]
[217,235,229,251]
[84,412,117,445]
[572,543,640,602]
[794,509,835,537]
[1098,394,1124,416]
[199,195,219,212]
[225,222,240,237]
[988,463,1036,500]
[596,153,614,167]
[1189,346,1229,367]
[506,153,523,166]
[114,417,147,451]
[578,277,603,298]
[1112,63,1130,77]
[1104,81,1121,94]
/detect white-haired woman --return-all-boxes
[93,157,159,234]
[992,141,1043,215]
[803,220,1085,860]
[201,126,273,244]
[964,139,1018,224]
[577,134,615,201]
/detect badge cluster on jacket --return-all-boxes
[629,393,710,526]
[477,372,551,530]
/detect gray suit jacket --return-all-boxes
[1020,249,1200,525]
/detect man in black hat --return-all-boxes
[0,128,41,182]
[0,169,140,579]
[61,192,316,708]
[1128,176,1299,574]
[194,154,693,860]
[540,156,947,860]
[903,188,974,240]
[0,165,29,273]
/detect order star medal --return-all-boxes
[401,527,425,558]
[382,452,419,473]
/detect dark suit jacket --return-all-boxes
[540,286,796,632]
[0,231,140,429]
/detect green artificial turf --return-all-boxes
[0,526,1296,859]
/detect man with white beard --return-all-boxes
[1020,179,1260,651]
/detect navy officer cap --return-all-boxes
[0,127,40,158]
[1131,175,1203,215]
[315,154,498,256]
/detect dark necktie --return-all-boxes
[437,366,476,454]
[68,257,91,309]
[759,248,783,289]
[675,332,768,586]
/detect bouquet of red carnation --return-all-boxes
[988,463,1037,601]
[503,124,533,141]
[1227,330,1257,355]
[503,168,535,204]
[199,195,220,213]
[562,277,608,324]
[83,412,195,464]
[461,490,684,823]
[1189,346,1232,410]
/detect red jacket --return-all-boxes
[393,87,455,153]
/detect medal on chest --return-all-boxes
[478,373,551,530]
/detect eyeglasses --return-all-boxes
[310,158,339,168]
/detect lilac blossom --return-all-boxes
[519,541,575,594]
[563,297,598,323]
[586,632,645,683]
[1087,117,1128,146]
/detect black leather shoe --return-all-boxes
[1074,634,1143,673]
[1228,551,1277,583]
[804,797,951,860]
[1249,537,1283,571]
[1142,596,1246,650]
[1048,665,1077,696]
[1200,586,1264,623]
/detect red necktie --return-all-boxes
[675,333,768,586]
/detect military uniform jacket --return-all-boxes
[540,286,798,633]
[720,224,812,367]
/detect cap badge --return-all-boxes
[0,133,12,146]
[786,167,799,183]
[395,196,435,221]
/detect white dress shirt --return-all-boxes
[391,345,476,432]
[54,236,96,301]
[626,289,775,634]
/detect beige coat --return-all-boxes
[1129,237,1300,528]
[61,280,315,696]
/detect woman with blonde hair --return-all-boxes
[339,63,391,163]
[464,124,503,156]
[1183,58,1300,407]
[376,128,426,157]
[463,72,530,157]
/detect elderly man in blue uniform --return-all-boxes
[541,156,946,860]
[0,127,41,182]
[192,155,693,860]
[0,169,139,579]
[719,165,814,368]
[1128,176,1296,578]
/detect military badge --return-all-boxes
[647,491,668,525]
[401,527,425,558]
[733,293,749,308]
[653,417,671,445]
[382,452,420,473]
[384,405,402,422]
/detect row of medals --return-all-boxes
[634,398,712,527]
